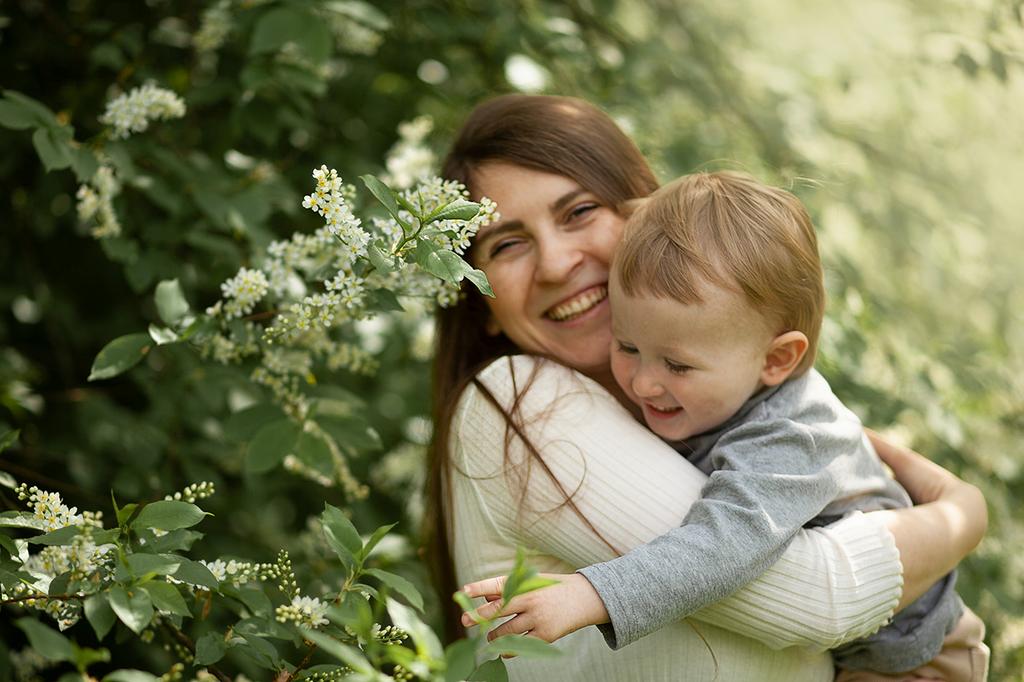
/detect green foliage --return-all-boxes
[1,0,1021,678]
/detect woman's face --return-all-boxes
[470,162,625,376]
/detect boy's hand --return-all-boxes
[459,572,610,643]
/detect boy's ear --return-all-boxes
[760,331,809,386]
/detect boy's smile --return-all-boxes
[609,272,777,441]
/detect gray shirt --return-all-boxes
[579,369,962,672]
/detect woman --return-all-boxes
[425,95,987,680]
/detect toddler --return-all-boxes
[463,172,986,679]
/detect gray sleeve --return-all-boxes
[580,417,843,649]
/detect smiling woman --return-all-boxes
[423,94,987,682]
[471,163,621,378]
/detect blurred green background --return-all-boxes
[1,0,1021,678]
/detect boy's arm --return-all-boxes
[577,418,845,649]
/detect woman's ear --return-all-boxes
[760,331,809,386]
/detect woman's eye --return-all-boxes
[489,239,522,257]
[616,341,638,354]
[567,203,598,222]
[665,360,693,374]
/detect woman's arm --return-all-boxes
[451,356,903,650]
[866,430,987,610]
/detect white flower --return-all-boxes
[100,83,186,139]
[220,267,269,318]
[276,595,329,629]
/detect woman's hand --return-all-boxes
[460,573,610,644]
[866,430,988,610]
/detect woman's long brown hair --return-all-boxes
[426,94,660,642]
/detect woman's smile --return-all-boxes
[544,284,609,322]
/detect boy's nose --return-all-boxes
[631,368,662,399]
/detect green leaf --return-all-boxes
[321,503,362,558]
[294,430,333,475]
[483,634,562,659]
[27,525,82,546]
[0,511,46,530]
[415,241,492,296]
[148,324,178,345]
[468,658,509,682]
[365,287,404,312]
[108,585,154,634]
[85,592,117,640]
[32,127,73,171]
[103,671,159,682]
[452,585,475,618]
[88,333,152,381]
[154,279,190,327]
[301,630,374,674]
[171,558,219,590]
[464,266,495,297]
[363,567,423,611]
[246,419,301,474]
[425,199,481,224]
[70,145,99,183]
[132,501,207,531]
[360,522,397,560]
[194,631,228,665]
[15,617,74,662]
[367,242,397,274]
[2,90,58,127]
[140,581,190,616]
[327,593,373,640]
[73,646,111,672]
[445,638,479,682]
[387,597,444,660]
[0,99,37,129]
[222,585,273,617]
[360,174,410,229]
[115,502,138,528]
[250,7,332,63]
[0,532,17,557]
[126,553,181,577]
[0,429,20,453]
[317,415,382,452]
[223,403,286,442]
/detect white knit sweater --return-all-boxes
[449,356,903,682]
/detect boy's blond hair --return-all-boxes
[614,171,825,377]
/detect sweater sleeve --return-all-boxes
[450,356,902,651]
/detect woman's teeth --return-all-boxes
[547,287,607,321]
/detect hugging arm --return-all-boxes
[452,357,904,651]
[866,430,987,609]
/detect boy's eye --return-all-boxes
[665,359,693,374]
[616,341,638,354]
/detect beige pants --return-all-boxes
[835,608,989,682]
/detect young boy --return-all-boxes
[463,172,985,679]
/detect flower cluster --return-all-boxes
[76,164,121,239]
[99,83,186,139]
[16,483,86,532]
[197,558,259,586]
[276,594,329,629]
[164,481,216,503]
[193,0,232,53]
[321,2,386,56]
[382,116,435,190]
[219,267,270,318]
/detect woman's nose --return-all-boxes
[534,232,584,283]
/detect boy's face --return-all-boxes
[609,272,775,441]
